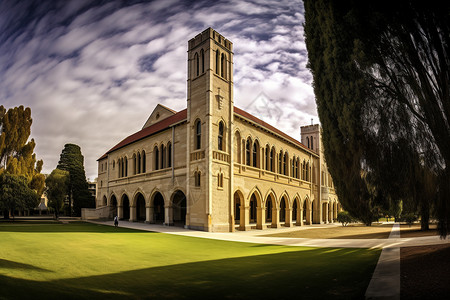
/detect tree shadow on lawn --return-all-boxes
[0,247,380,300]
[0,259,53,272]
[0,222,153,234]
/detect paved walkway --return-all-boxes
[365,223,401,300]
[89,220,450,249]
[89,220,449,300]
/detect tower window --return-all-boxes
[200,49,205,73]
[216,50,220,75]
[195,120,201,149]
[221,53,226,78]
[195,171,201,187]
[195,52,199,76]
[218,121,224,151]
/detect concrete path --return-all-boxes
[365,223,401,300]
[89,220,450,249]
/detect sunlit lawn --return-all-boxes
[0,221,381,299]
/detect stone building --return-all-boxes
[96,28,339,232]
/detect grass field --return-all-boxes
[0,221,381,299]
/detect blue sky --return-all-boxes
[0,0,316,180]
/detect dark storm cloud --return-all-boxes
[0,0,317,180]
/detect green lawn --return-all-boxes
[0,221,381,299]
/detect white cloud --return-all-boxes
[0,0,316,180]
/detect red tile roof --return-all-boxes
[97,109,187,160]
[233,106,316,155]
[98,105,316,161]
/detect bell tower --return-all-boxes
[186,28,234,232]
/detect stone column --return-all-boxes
[285,208,292,227]
[272,207,280,228]
[145,206,153,224]
[256,207,265,230]
[130,206,136,222]
[240,206,249,231]
[165,205,173,226]
[118,205,123,219]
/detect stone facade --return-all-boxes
[96,28,339,232]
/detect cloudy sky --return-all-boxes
[0,0,316,180]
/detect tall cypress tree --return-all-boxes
[57,144,94,216]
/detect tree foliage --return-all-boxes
[0,105,44,217]
[45,169,69,219]
[57,144,94,216]
[0,173,38,219]
[304,0,449,235]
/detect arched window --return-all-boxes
[292,157,295,178]
[306,162,310,181]
[195,171,201,187]
[218,172,223,188]
[306,137,310,148]
[283,152,288,175]
[167,143,172,168]
[124,157,128,177]
[200,49,205,73]
[270,147,275,172]
[132,154,137,175]
[218,121,224,151]
[246,138,252,166]
[252,140,259,168]
[118,159,121,177]
[265,146,270,171]
[216,50,220,75]
[195,120,201,150]
[154,146,159,170]
[296,157,299,178]
[235,131,241,164]
[137,152,141,174]
[311,136,314,150]
[142,151,146,173]
[278,150,283,174]
[195,52,199,76]
[221,53,226,78]
[113,160,115,169]
[160,145,166,169]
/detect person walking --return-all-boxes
[114,215,119,227]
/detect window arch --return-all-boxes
[270,147,275,172]
[218,121,224,151]
[283,152,288,175]
[221,53,226,78]
[132,153,137,175]
[200,49,205,73]
[278,150,283,174]
[235,131,241,164]
[137,152,141,174]
[167,143,172,168]
[215,50,220,75]
[194,171,201,187]
[154,146,159,170]
[246,138,252,166]
[160,144,166,169]
[194,52,199,76]
[252,140,259,168]
[195,119,201,150]
[142,150,146,173]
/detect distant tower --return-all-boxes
[186,28,234,232]
[300,124,320,152]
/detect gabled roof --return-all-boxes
[98,105,315,161]
[97,109,187,160]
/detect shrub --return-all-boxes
[403,213,417,227]
[337,211,353,226]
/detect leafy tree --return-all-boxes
[45,169,69,220]
[57,144,94,216]
[337,211,354,227]
[0,105,44,217]
[0,173,38,219]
